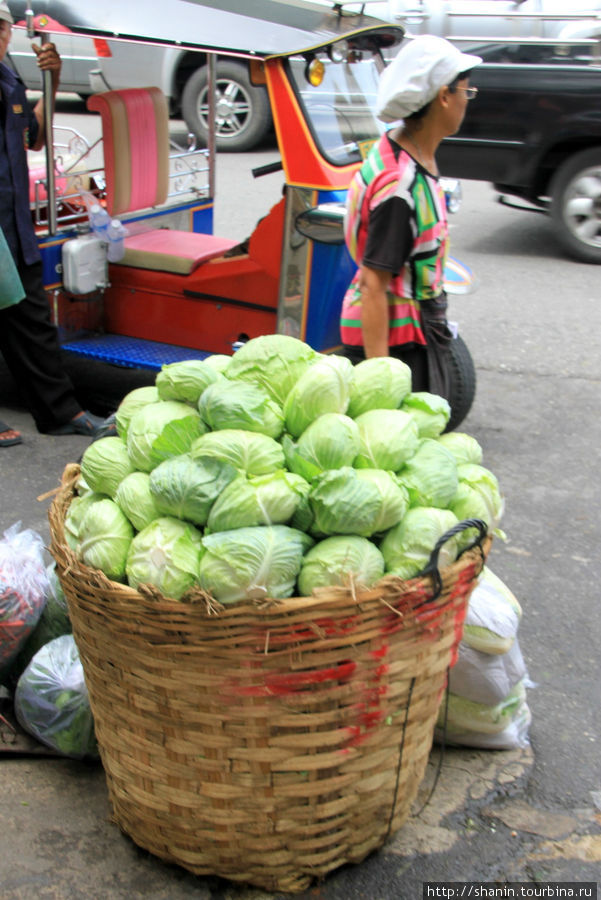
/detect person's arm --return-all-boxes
[357,264,392,358]
[30,41,61,151]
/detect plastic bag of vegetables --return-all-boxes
[0,523,49,681]
[14,634,98,759]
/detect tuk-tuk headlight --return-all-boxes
[305,57,325,87]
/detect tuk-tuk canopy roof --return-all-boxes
[33,0,404,59]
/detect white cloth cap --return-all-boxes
[0,1,14,24]
[376,35,482,122]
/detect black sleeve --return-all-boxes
[361,195,413,276]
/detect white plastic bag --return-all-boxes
[0,523,49,678]
[449,637,527,706]
[14,634,98,759]
[462,565,522,655]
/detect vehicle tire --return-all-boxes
[445,334,476,432]
[549,148,601,264]
[181,60,272,152]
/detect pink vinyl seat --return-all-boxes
[86,87,236,274]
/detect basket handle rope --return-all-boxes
[418,517,488,599]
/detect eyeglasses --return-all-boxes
[458,86,478,101]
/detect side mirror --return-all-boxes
[294,202,345,245]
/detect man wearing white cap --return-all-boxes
[340,35,481,400]
[0,0,111,446]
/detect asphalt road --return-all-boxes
[0,97,600,897]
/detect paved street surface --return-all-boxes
[0,139,600,897]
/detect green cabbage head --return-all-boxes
[308,466,409,537]
[282,413,361,481]
[437,431,483,465]
[401,391,451,438]
[346,356,412,418]
[126,400,206,472]
[207,470,310,532]
[190,428,285,476]
[126,516,204,600]
[298,535,385,595]
[397,438,458,508]
[199,525,314,603]
[80,436,136,499]
[149,453,238,526]
[64,493,106,552]
[283,354,353,437]
[353,408,419,470]
[156,358,222,404]
[78,498,134,581]
[380,507,460,579]
[115,385,160,439]
[225,334,318,404]
[198,379,284,439]
[114,471,161,532]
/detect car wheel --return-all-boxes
[550,148,601,264]
[181,60,272,152]
[445,334,476,432]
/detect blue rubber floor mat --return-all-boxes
[61,334,211,370]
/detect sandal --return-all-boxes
[0,421,23,448]
[47,410,117,437]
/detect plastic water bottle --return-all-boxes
[106,219,126,262]
[89,203,110,240]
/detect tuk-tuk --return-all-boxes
[23,0,475,427]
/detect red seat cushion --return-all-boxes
[119,230,239,274]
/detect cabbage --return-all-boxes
[80,436,136,499]
[454,463,504,530]
[298,535,385,595]
[308,466,409,537]
[397,438,458,508]
[401,391,451,438]
[380,507,460,578]
[206,470,310,532]
[78,498,134,581]
[353,408,419,470]
[114,471,161,532]
[283,354,353,437]
[126,400,206,472]
[225,334,319,405]
[156,359,221,404]
[199,525,313,603]
[198,379,284,439]
[203,353,232,374]
[126,517,204,600]
[63,492,106,551]
[282,413,361,481]
[190,429,285,475]
[346,356,412,418]
[439,681,528,735]
[115,385,160,438]
[149,453,238,527]
[437,431,483,465]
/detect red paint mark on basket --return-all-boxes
[230,659,358,697]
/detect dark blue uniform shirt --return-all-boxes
[0,62,40,265]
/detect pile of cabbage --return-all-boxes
[65,335,504,605]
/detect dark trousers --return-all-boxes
[341,343,430,392]
[0,260,80,433]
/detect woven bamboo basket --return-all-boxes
[49,463,491,893]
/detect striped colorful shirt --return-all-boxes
[341,133,449,347]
